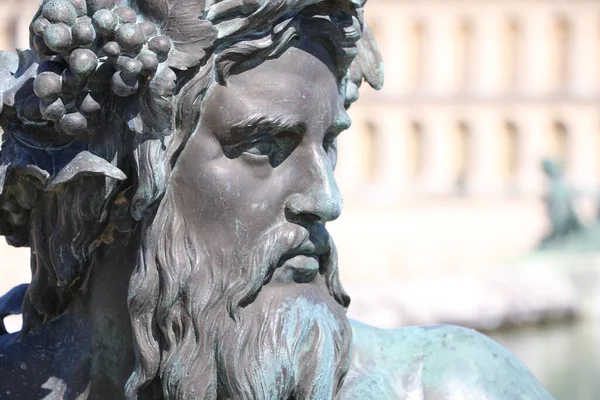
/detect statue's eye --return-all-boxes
[223,135,272,161]
[268,131,300,167]
[244,137,274,157]
[224,130,300,167]
[244,131,299,167]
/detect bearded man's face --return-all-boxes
[172,41,349,281]
[170,37,351,302]
[135,38,353,399]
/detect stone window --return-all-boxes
[504,18,521,91]
[1,16,18,51]
[407,121,425,180]
[501,121,519,182]
[456,19,474,92]
[363,121,380,184]
[408,20,426,91]
[548,121,568,166]
[453,121,471,193]
[551,16,571,91]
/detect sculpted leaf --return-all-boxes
[48,151,127,190]
[0,50,39,113]
[345,21,383,106]
[135,0,170,23]
[207,0,318,39]
[353,22,384,90]
[0,52,18,73]
[144,0,217,69]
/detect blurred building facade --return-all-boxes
[0,0,39,52]
[339,0,600,203]
[334,0,600,283]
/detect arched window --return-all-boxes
[501,121,519,180]
[457,19,474,91]
[408,21,426,90]
[454,121,471,192]
[363,121,379,184]
[504,18,521,90]
[1,16,18,51]
[407,121,425,180]
[552,17,571,90]
[548,121,568,165]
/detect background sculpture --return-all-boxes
[539,158,583,248]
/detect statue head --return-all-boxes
[542,158,563,179]
[0,0,382,398]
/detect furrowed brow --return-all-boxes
[230,114,305,137]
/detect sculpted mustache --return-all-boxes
[226,223,333,316]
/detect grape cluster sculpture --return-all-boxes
[27,0,171,136]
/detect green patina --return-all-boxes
[342,321,554,400]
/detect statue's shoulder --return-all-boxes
[0,332,49,397]
[0,318,84,397]
[341,320,554,400]
[0,328,93,398]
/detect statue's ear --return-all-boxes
[0,164,49,247]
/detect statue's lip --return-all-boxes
[274,225,330,274]
[280,239,328,261]
[278,255,320,282]
[278,250,319,264]
[276,240,327,274]
[279,252,318,263]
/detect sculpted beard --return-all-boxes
[126,192,353,399]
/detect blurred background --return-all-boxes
[1,0,600,398]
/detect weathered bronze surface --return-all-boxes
[539,159,584,249]
[0,0,554,399]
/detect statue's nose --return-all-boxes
[284,148,342,224]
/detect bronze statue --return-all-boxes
[0,0,554,399]
[539,158,583,249]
